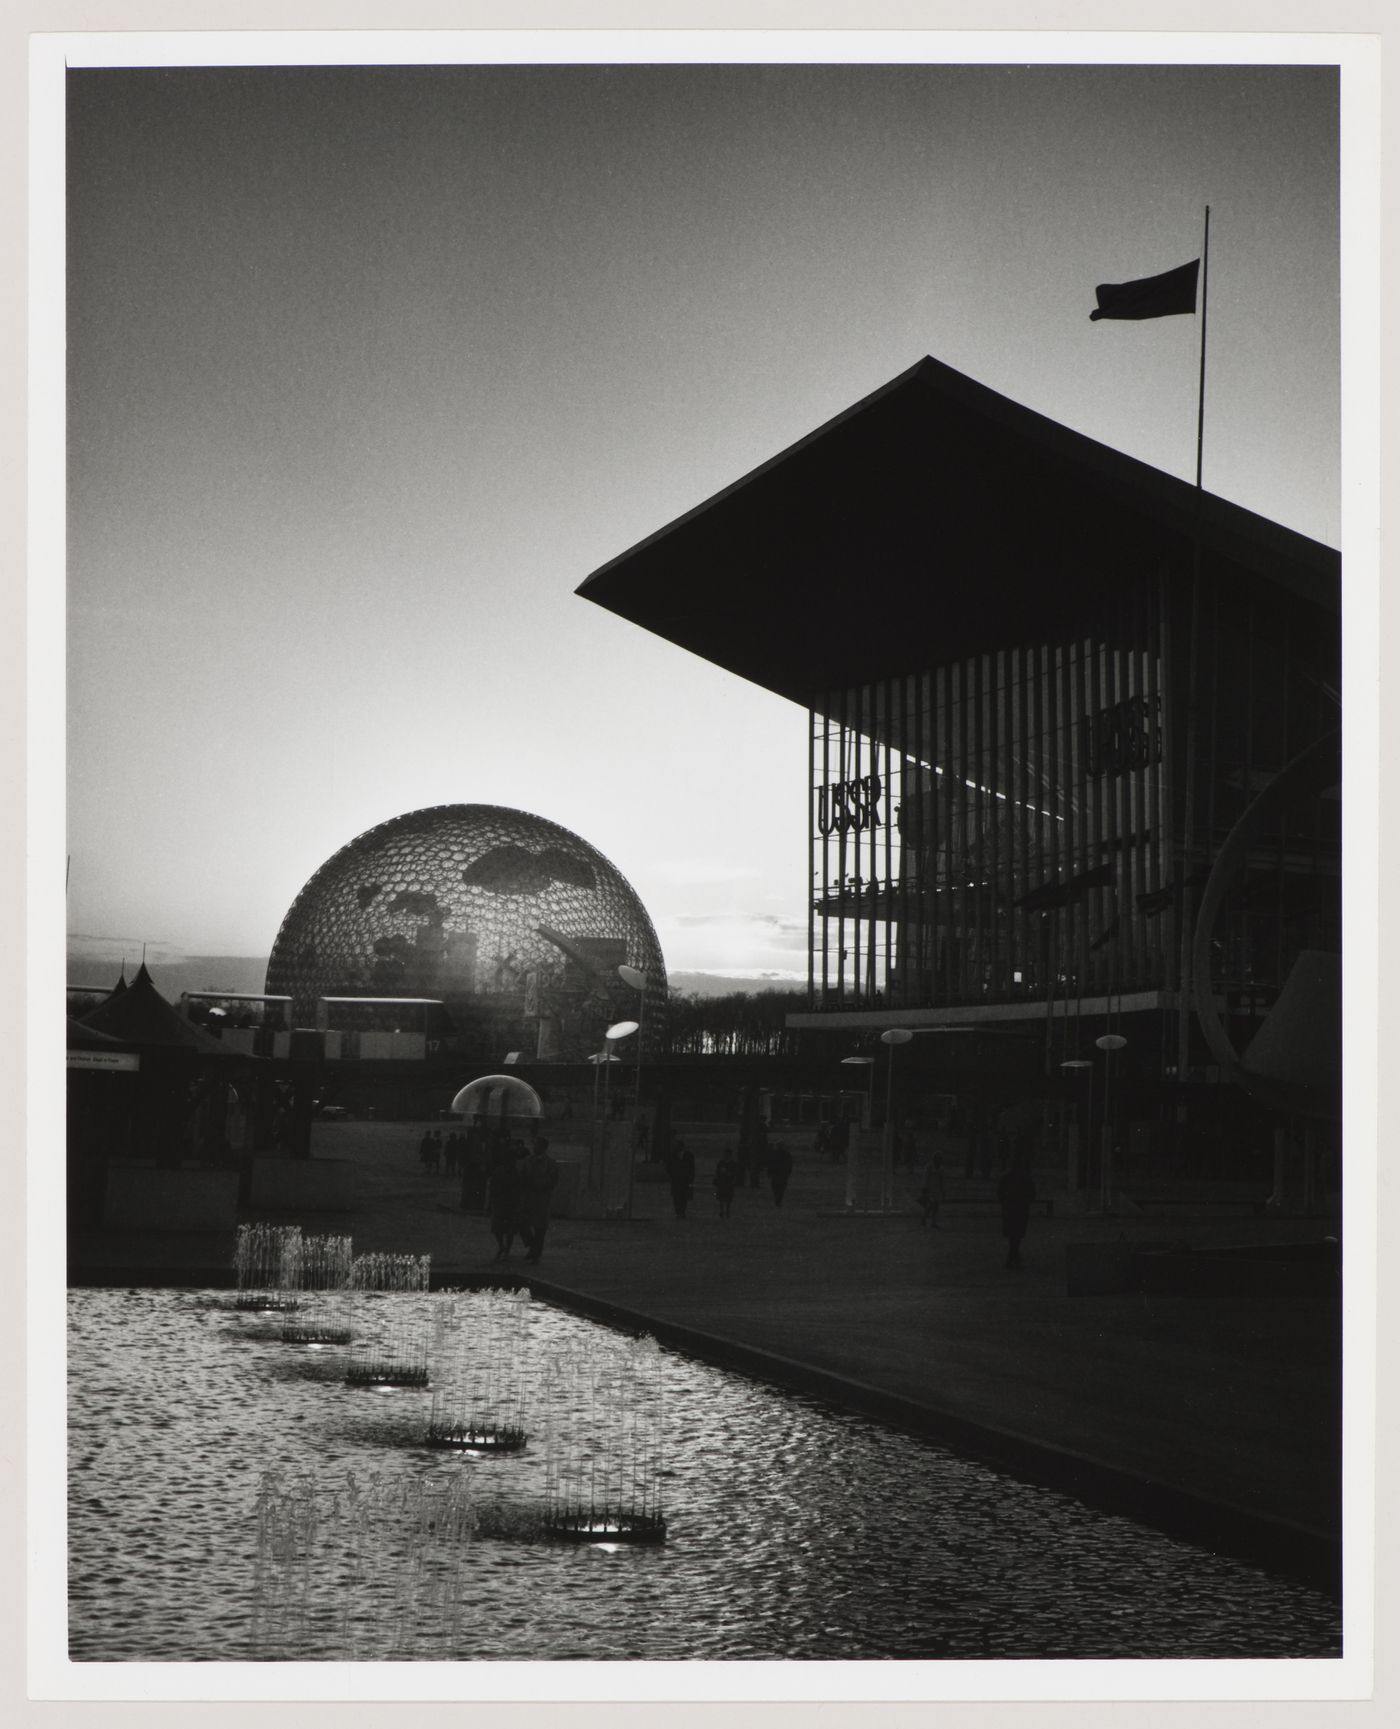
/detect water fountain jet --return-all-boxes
[425,1287,531,1452]
[233,1223,303,1312]
[345,1254,433,1388]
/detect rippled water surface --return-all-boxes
[67,1289,1340,1662]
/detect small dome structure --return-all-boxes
[266,805,666,1060]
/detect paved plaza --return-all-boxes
[68,1118,1343,1589]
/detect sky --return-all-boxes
[61,52,1342,986]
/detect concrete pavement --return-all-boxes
[68,1118,1343,1593]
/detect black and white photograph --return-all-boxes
[28,15,1385,1706]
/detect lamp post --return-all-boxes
[838,1055,874,1212]
[839,1055,875,1130]
[588,1053,610,1190]
[617,963,648,1128]
[1060,1059,1093,1197]
[593,1018,638,1202]
[618,965,649,1218]
[880,1029,914,1211]
[1094,1033,1127,1212]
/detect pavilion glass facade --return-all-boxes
[808,565,1340,1045]
[811,639,1166,1013]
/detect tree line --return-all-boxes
[659,989,809,1060]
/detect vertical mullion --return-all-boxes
[1126,590,1141,992]
[1043,643,1059,1015]
[1133,579,1150,991]
[836,684,847,1006]
[820,698,831,1006]
[1143,585,1156,993]
[1155,562,1173,1005]
[988,650,995,1002]
[1078,639,1099,1009]
[860,677,871,1002]
[873,680,885,1000]
[1023,636,1037,1009]
[1108,603,1126,999]
[851,683,862,1006]
[929,668,943,1005]
[971,656,985,1000]
[809,705,816,1009]
[1018,642,1033,990]
[1083,634,1097,1002]
[1057,641,1073,1011]
[905,673,916,1003]
[884,677,896,1004]
[948,660,963,1002]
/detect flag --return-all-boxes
[1089,258,1200,322]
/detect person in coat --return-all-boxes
[669,1141,695,1218]
[518,1136,560,1264]
[712,1149,739,1218]
[767,1140,794,1207]
[997,1162,1036,1269]
[487,1143,524,1260]
[919,1151,945,1229]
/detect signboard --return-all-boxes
[67,1050,140,1072]
[1080,693,1162,778]
[817,772,883,836]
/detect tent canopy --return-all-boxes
[81,964,246,1057]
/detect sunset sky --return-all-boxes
[58,45,1345,985]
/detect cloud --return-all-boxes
[669,912,804,936]
[650,860,762,886]
[667,968,806,995]
[66,933,184,960]
[655,906,808,973]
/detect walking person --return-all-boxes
[487,1143,523,1260]
[767,1139,794,1208]
[919,1150,945,1228]
[460,1122,489,1212]
[713,1148,739,1218]
[518,1136,559,1264]
[997,1160,1036,1269]
[829,1115,850,1166]
[669,1141,695,1219]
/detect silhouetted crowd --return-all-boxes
[410,1095,1043,1272]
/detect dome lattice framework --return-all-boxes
[266,805,666,1060]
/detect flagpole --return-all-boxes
[1196,205,1210,488]
[1176,205,1209,1100]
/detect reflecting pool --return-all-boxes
[66,1289,1340,1661]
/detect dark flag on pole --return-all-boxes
[1089,258,1200,322]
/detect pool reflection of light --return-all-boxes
[66,1290,1344,1663]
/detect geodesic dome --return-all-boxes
[265,805,666,1059]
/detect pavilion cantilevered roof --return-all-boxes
[576,356,1340,710]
